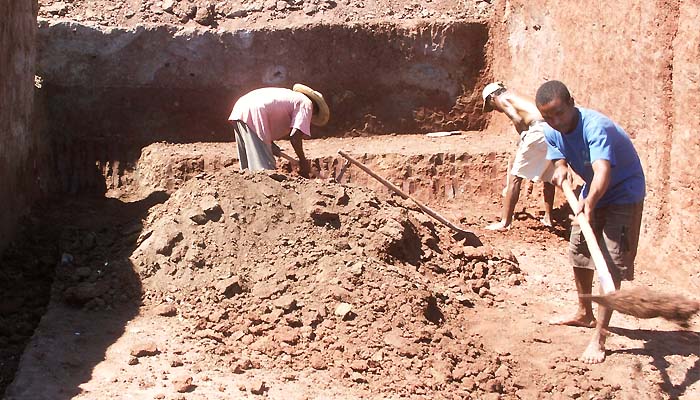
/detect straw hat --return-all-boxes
[482,82,506,112]
[293,83,330,126]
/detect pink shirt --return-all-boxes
[228,88,313,144]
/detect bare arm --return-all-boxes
[497,100,527,133]
[580,159,611,221]
[289,128,310,177]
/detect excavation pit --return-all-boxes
[4,1,700,397]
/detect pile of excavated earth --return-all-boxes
[55,166,533,397]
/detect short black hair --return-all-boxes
[535,80,572,106]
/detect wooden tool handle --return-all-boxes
[560,180,616,294]
[337,150,473,237]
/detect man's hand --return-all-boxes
[550,159,570,187]
[572,197,594,224]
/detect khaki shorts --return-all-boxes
[511,121,554,183]
[569,202,644,281]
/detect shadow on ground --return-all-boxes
[3,191,168,400]
[609,327,700,399]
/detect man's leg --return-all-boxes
[233,122,250,170]
[580,202,642,364]
[580,275,621,364]
[549,266,596,327]
[549,222,597,327]
[541,181,555,227]
[486,175,522,231]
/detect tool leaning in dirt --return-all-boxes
[560,180,700,325]
[338,150,481,246]
[271,143,300,168]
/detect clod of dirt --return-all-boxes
[173,375,196,393]
[130,341,160,357]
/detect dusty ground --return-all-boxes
[3,134,699,399]
[1,1,697,399]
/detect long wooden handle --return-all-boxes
[337,150,473,236]
[278,150,300,167]
[560,180,616,294]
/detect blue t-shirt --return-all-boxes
[544,107,645,207]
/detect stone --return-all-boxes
[188,208,209,225]
[161,0,176,13]
[45,2,69,15]
[154,229,184,255]
[194,4,216,25]
[310,353,327,370]
[350,359,368,372]
[350,372,367,383]
[130,341,160,357]
[200,195,223,221]
[275,327,299,345]
[63,282,100,306]
[495,364,510,378]
[173,375,195,393]
[563,385,582,398]
[215,276,243,297]
[303,4,319,15]
[309,208,341,227]
[170,357,184,367]
[152,303,177,317]
[249,379,267,395]
[334,302,353,317]
[273,295,297,312]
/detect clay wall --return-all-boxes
[488,0,700,273]
[0,1,40,252]
[36,21,489,143]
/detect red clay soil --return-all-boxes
[2,1,696,399]
[4,136,699,399]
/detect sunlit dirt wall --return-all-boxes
[0,1,40,252]
[488,0,700,278]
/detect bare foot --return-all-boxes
[485,221,511,231]
[540,216,553,227]
[580,339,606,364]
[548,313,596,328]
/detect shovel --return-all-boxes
[560,180,616,294]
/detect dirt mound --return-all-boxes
[116,167,525,396]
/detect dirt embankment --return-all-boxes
[488,0,700,281]
[38,0,492,28]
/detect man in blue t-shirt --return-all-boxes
[535,80,645,364]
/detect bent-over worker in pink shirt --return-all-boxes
[228,84,330,177]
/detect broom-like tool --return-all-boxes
[560,181,699,326]
[583,287,700,326]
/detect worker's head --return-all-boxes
[536,80,577,134]
[293,83,330,126]
[482,82,507,112]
